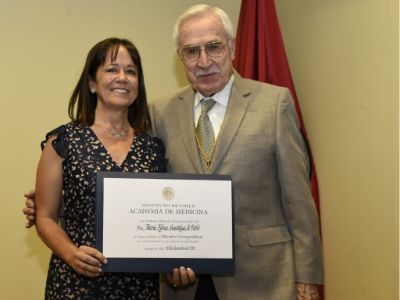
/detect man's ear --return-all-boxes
[176,49,183,60]
[229,38,236,60]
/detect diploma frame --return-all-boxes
[96,171,234,274]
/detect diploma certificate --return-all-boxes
[96,172,234,274]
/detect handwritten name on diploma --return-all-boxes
[135,223,201,233]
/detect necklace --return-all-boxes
[94,123,130,139]
[108,128,128,138]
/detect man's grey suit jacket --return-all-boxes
[149,74,323,300]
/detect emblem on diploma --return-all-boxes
[162,186,174,201]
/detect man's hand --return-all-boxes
[296,283,319,300]
[23,190,36,228]
[166,266,196,287]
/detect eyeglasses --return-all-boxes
[180,41,227,62]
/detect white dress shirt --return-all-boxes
[194,76,234,139]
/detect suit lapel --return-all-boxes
[176,88,204,173]
[209,75,252,173]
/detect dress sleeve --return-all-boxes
[151,137,168,173]
[40,124,69,158]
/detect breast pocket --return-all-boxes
[233,135,275,187]
[234,134,267,158]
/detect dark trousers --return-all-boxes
[194,274,219,300]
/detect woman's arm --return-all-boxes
[35,136,107,277]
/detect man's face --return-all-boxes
[178,13,234,97]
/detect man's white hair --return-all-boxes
[173,4,235,49]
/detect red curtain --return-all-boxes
[233,0,323,297]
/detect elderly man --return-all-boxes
[25,4,323,300]
[150,4,323,300]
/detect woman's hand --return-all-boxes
[67,245,107,278]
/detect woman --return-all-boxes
[35,38,165,299]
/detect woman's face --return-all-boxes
[90,46,139,110]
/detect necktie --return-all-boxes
[195,98,216,170]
